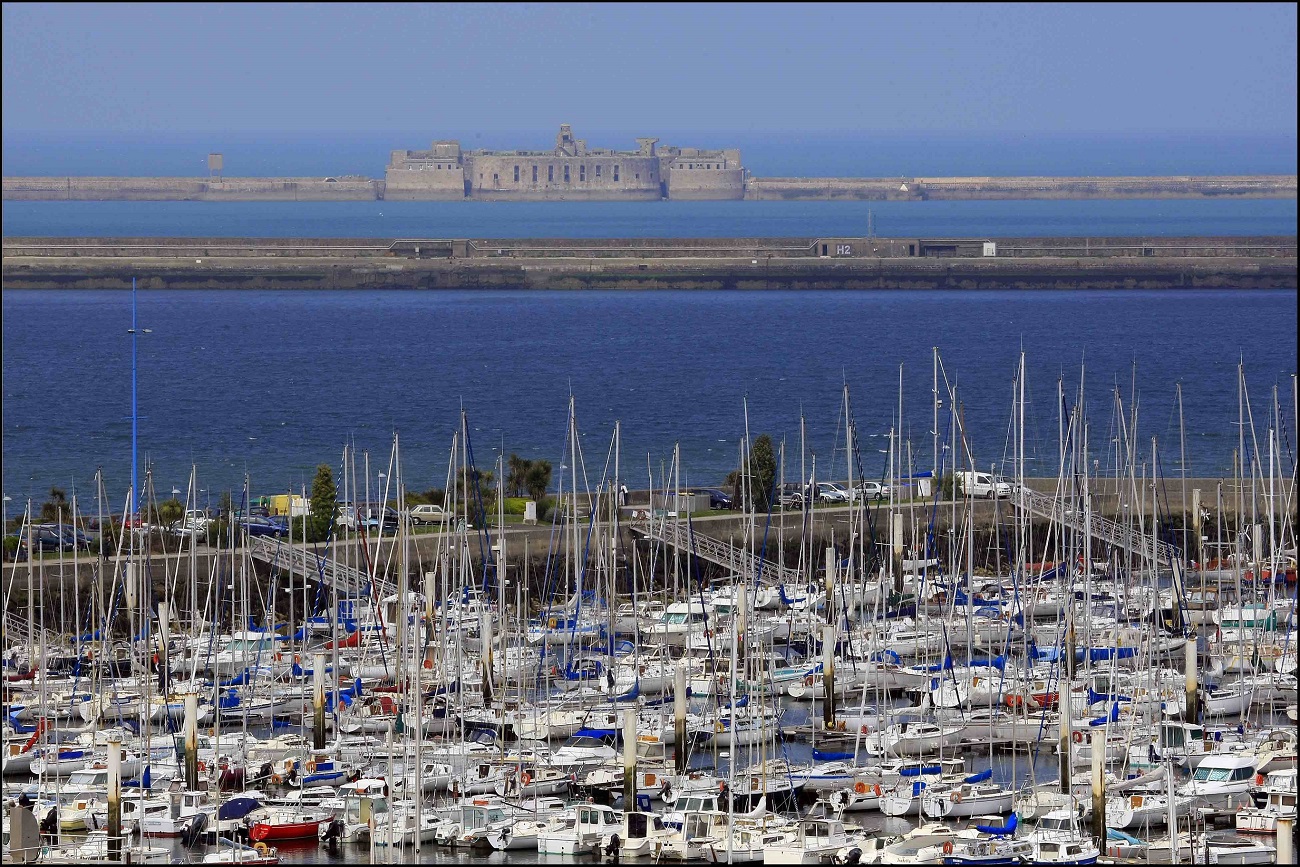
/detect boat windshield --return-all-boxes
[1193,766,1233,782]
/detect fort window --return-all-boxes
[549,165,555,182]
[614,166,620,181]
[564,166,570,183]
[493,173,499,186]
[514,165,520,182]
[635,173,640,181]
[595,165,601,178]
[532,166,538,183]
[580,165,586,182]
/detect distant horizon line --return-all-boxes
[4,128,1299,140]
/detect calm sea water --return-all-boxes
[3,198,1297,240]
[1,289,1295,504]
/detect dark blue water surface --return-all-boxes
[2,289,1295,504]
[4,198,1296,240]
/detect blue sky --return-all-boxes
[3,2,1296,135]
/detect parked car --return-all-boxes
[233,505,270,519]
[776,482,807,509]
[816,482,851,503]
[29,524,72,551]
[236,516,288,538]
[39,523,94,551]
[267,515,291,532]
[408,504,452,524]
[956,471,1013,499]
[335,503,373,531]
[696,488,734,510]
[854,480,890,499]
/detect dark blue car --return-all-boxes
[236,516,287,538]
[698,488,734,510]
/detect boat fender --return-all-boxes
[942,841,954,855]
[1255,773,1264,786]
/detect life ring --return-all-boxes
[548,617,558,629]
[952,791,963,803]
[522,771,533,785]
[718,780,726,792]
[1073,731,1083,744]
[854,782,868,794]
[715,721,725,733]
[873,784,882,797]
[307,759,318,773]
[942,841,954,855]
[254,842,270,856]
[197,760,207,772]
[751,778,760,792]
[424,659,433,669]
[271,773,282,784]
[860,725,870,734]
[804,675,815,686]
[1255,774,1265,786]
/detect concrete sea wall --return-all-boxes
[3,236,1295,291]
[4,174,1295,201]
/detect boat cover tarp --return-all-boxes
[975,814,1017,836]
[218,797,262,820]
[964,768,993,784]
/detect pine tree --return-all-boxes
[308,464,338,542]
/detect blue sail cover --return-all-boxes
[218,796,262,820]
[964,768,993,784]
[813,748,856,761]
[899,764,942,777]
[975,814,1017,835]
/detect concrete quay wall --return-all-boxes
[2,176,381,201]
[4,174,1295,201]
[5,235,1295,261]
[745,174,1299,201]
[5,252,1295,291]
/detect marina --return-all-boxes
[3,3,1297,864]
[3,348,1296,865]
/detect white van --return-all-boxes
[956,471,1012,499]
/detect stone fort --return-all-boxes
[384,124,744,201]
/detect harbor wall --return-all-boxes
[1,176,381,201]
[744,175,1300,201]
[4,174,1295,201]
[4,235,1294,260]
[2,477,1275,610]
[4,235,1295,291]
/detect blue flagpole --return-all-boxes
[131,277,138,519]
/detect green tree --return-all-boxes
[505,454,553,501]
[39,487,70,523]
[505,454,529,498]
[524,460,552,501]
[308,464,338,542]
[157,497,184,525]
[456,467,496,527]
[723,434,778,512]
